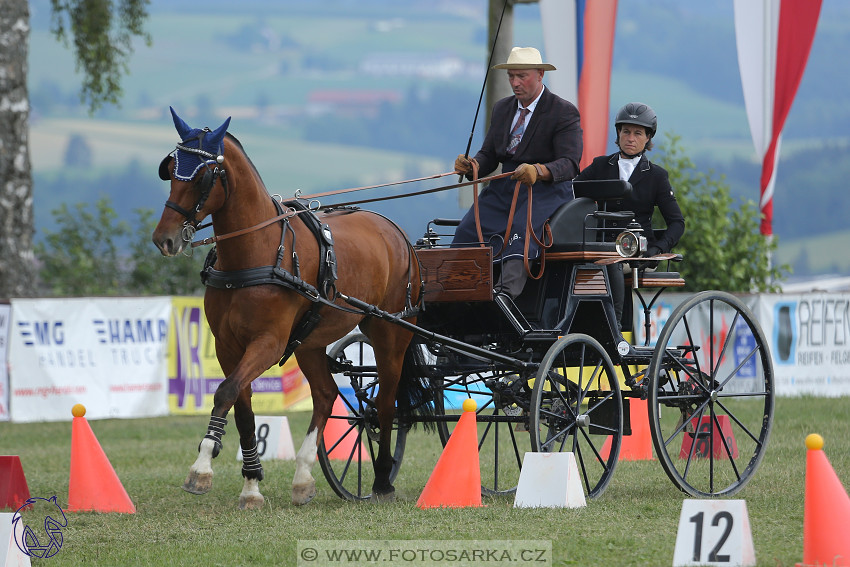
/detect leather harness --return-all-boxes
[200,200,420,366]
[201,199,340,366]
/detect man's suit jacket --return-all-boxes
[574,153,685,253]
[473,87,582,182]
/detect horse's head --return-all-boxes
[152,107,232,256]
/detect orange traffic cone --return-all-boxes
[323,397,370,462]
[600,398,653,461]
[67,405,135,514]
[797,434,850,567]
[0,456,31,511]
[417,398,482,509]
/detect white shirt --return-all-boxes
[617,154,641,182]
[509,86,546,132]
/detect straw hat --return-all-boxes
[492,47,556,70]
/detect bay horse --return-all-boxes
[152,107,428,508]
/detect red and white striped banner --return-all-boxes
[541,0,618,170]
[734,0,822,236]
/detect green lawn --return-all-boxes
[2,396,848,566]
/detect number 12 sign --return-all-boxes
[672,499,755,566]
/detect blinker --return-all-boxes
[158,154,174,181]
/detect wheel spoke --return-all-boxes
[714,398,768,446]
[710,309,740,384]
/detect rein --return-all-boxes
[184,165,547,280]
[191,203,315,248]
[297,171,458,200]
[308,171,514,209]
[189,170,514,248]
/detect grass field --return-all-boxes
[2,396,849,566]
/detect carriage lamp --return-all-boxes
[615,222,646,258]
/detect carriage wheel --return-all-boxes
[647,291,774,497]
[529,334,622,499]
[317,333,409,501]
[434,366,534,497]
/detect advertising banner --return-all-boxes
[0,303,10,421]
[167,297,311,415]
[8,297,171,422]
[764,293,850,396]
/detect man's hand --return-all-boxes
[454,154,475,176]
[511,163,538,186]
[645,245,662,257]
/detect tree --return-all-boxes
[0,0,150,298]
[35,198,130,296]
[63,133,93,168]
[35,198,205,297]
[49,0,151,113]
[655,133,789,292]
[0,0,36,298]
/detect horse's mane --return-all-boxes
[225,132,269,193]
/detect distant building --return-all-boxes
[360,53,466,79]
[307,90,402,118]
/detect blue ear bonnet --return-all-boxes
[160,107,231,181]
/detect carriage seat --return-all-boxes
[546,179,635,259]
[623,260,685,288]
[547,197,601,253]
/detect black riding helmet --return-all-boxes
[614,102,657,139]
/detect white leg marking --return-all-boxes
[191,438,215,475]
[183,438,216,494]
[239,477,264,510]
[293,429,318,486]
[291,429,318,505]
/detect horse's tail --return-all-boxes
[396,339,437,433]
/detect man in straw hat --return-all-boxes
[453,46,582,298]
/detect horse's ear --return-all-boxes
[158,154,173,181]
[169,106,193,140]
[208,116,231,148]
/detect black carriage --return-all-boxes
[318,180,775,502]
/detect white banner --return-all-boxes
[763,293,850,396]
[0,303,10,421]
[8,297,171,422]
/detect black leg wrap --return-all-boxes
[241,441,265,481]
[200,415,227,458]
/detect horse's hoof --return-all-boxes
[292,481,317,506]
[372,489,395,503]
[239,492,265,510]
[182,471,213,495]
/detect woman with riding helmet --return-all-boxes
[574,102,685,330]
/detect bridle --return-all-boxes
[163,129,230,243]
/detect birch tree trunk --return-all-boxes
[0,0,35,298]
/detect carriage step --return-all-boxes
[522,330,562,342]
[621,345,685,362]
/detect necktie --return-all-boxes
[506,107,529,155]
